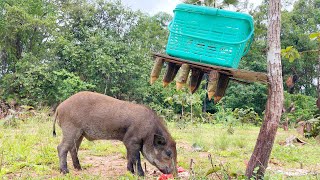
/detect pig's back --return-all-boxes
[57,91,154,140]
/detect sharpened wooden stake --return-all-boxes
[176,64,191,90]
[150,57,164,84]
[214,73,230,103]
[189,68,204,93]
[163,62,180,87]
[207,70,219,100]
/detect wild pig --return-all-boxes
[53,91,177,176]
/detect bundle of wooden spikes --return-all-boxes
[150,57,229,104]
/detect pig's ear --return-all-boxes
[153,134,167,147]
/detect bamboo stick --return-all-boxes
[189,68,204,94]
[163,62,180,87]
[207,70,219,100]
[214,74,230,103]
[150,57,164,84]
[176,64,191,90]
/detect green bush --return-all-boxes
[222,82,267,115]
[304,117,320,138]
[283,91,318,124]
[0,61,95,106]
[233,108,262,126]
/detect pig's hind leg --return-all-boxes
[70,135,84,170]
[57,125,83,174]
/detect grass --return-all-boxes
[1,111,320,179]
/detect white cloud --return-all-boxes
[121,0,183,15]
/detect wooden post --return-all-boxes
[245,0,283,178]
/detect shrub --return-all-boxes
[283,92,318,124]
[233,108,262,126]
[0,62,95,106]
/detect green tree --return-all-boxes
[183,0,239,8]
[222,1,268,115]
[52,0,170,101]
[309,32,320,98]
[0,61,94,106]
[0,0,172,106]
[0,0,56,74]
[281,0,320,96]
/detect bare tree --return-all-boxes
[245,0,283,178]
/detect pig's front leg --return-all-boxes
[124,140,144,176]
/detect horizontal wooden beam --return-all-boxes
[152,53,268,84]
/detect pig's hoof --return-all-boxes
[138,171,145,176]
[60,168,69,174]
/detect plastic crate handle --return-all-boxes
[242,33,254,56]
[168,21,254,45]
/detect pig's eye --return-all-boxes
[165,150,172,158]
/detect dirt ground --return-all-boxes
[73,150,162,178]
[68,141,165,179]
[61,141,319,179]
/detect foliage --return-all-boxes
[301,117,320,138]
[0,0,170,106]
[164,88,203,118]
[222,82,268,115]
[148,83,208,124]
[281,46,301,62]
[280,0,320,96]
[51,0,170,101]
[212,106,262,127]
[3,112,320,178]
[183,0,240,9]
[0,0,57,74]
[283,91,319,124]
[309,32,320,42]
[213,106,234,124]
[0,0,319,127]
[0,61,94,106]
[233,108,262,125]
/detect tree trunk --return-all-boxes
[318,43,320,98]
[245,0,283,178]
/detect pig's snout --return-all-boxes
[160,165,176,174]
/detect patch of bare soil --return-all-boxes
[70,150,161,179]
[267,162,320,177]
[75,153,127,177]
[267,166,320,177]
[65,141,195,178]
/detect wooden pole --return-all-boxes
[245,0,283,178]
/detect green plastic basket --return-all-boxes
[166,4,254,68]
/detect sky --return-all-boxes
[121,0,181,15]
[121,0,263,15]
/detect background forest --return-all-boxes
[0,0,319,127]
[1,0,320,179]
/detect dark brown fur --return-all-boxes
[53,91,177,176]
